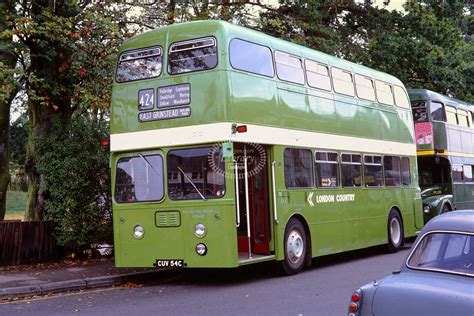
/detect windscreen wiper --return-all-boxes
[138,153,161,177]
[177,166,207,201]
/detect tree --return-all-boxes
[2,1,132,220]
[347,1,473,102]
[0,0,18,221]
[259,0,346,55]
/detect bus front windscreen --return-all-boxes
[115,154,164,203]
[167,147,225,200]
[418,156,451,187]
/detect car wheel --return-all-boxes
[441,203,451,213]
[387,209,404,253]
[281,218,307,275]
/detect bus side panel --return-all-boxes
[229,71,279,126]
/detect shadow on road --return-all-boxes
[143,237,415,287]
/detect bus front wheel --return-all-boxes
[387,209,404,253]
[281,218,307,275]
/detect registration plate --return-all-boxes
[153,259,185,268]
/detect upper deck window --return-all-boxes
[355,74,375,101]
[375,81,394,106]
[411,101,428,122]
[275,51,305,85]
[115,46,162,83]
[393,86,410,109]
[168,37,217,75]
[457,109,469,127]
[229,39,274,77]
[332,68,354,97]
[305,60,331,91]
[430,101,446,122]
[445,105,458,125]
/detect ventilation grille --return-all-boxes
[155,211,181,227]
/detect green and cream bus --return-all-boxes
[409,89,474,223]
[111,20,423,275]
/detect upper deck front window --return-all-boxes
[116,46,162,83]
[411,101,428,122]
[168,37,217,75]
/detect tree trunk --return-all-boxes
[24,0,74,221]
[0,0,17,221]
[0,95,12,221]
[167,0,176,24]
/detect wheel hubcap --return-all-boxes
[287,230,304,264]
[390,218,401,245]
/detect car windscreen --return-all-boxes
[115,154,164,203]
[407,232,473,277]
[167,146,225,200]
[115,46,162,83]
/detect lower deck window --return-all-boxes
[167,147,225,200]
[284,148,313,188]
[364,155,383,187]
[384,156,401,187]
[115,154,164,203]
[315,151,339,188]
[341,153,362,187]
[402,157,411,186]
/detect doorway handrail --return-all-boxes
[234,160,240,227]
[271,161,279,225]
[244,147,252,259]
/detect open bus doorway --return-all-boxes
[234,143,271,258]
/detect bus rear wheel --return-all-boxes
[387,209,404,253]
[281,218,307,275]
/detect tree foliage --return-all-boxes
[353,1,473,102]
[36,115,111,250]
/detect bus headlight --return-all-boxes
[194,223,206,237]
[423,205,431,214]
[133,225,145,239]
[196,243,207,256]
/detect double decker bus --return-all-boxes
[409,89,474,223]
[110,20,423,275]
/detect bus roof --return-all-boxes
[407,89,473,111]
[120,20,404,87]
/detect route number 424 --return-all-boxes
[138,89,154,111]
